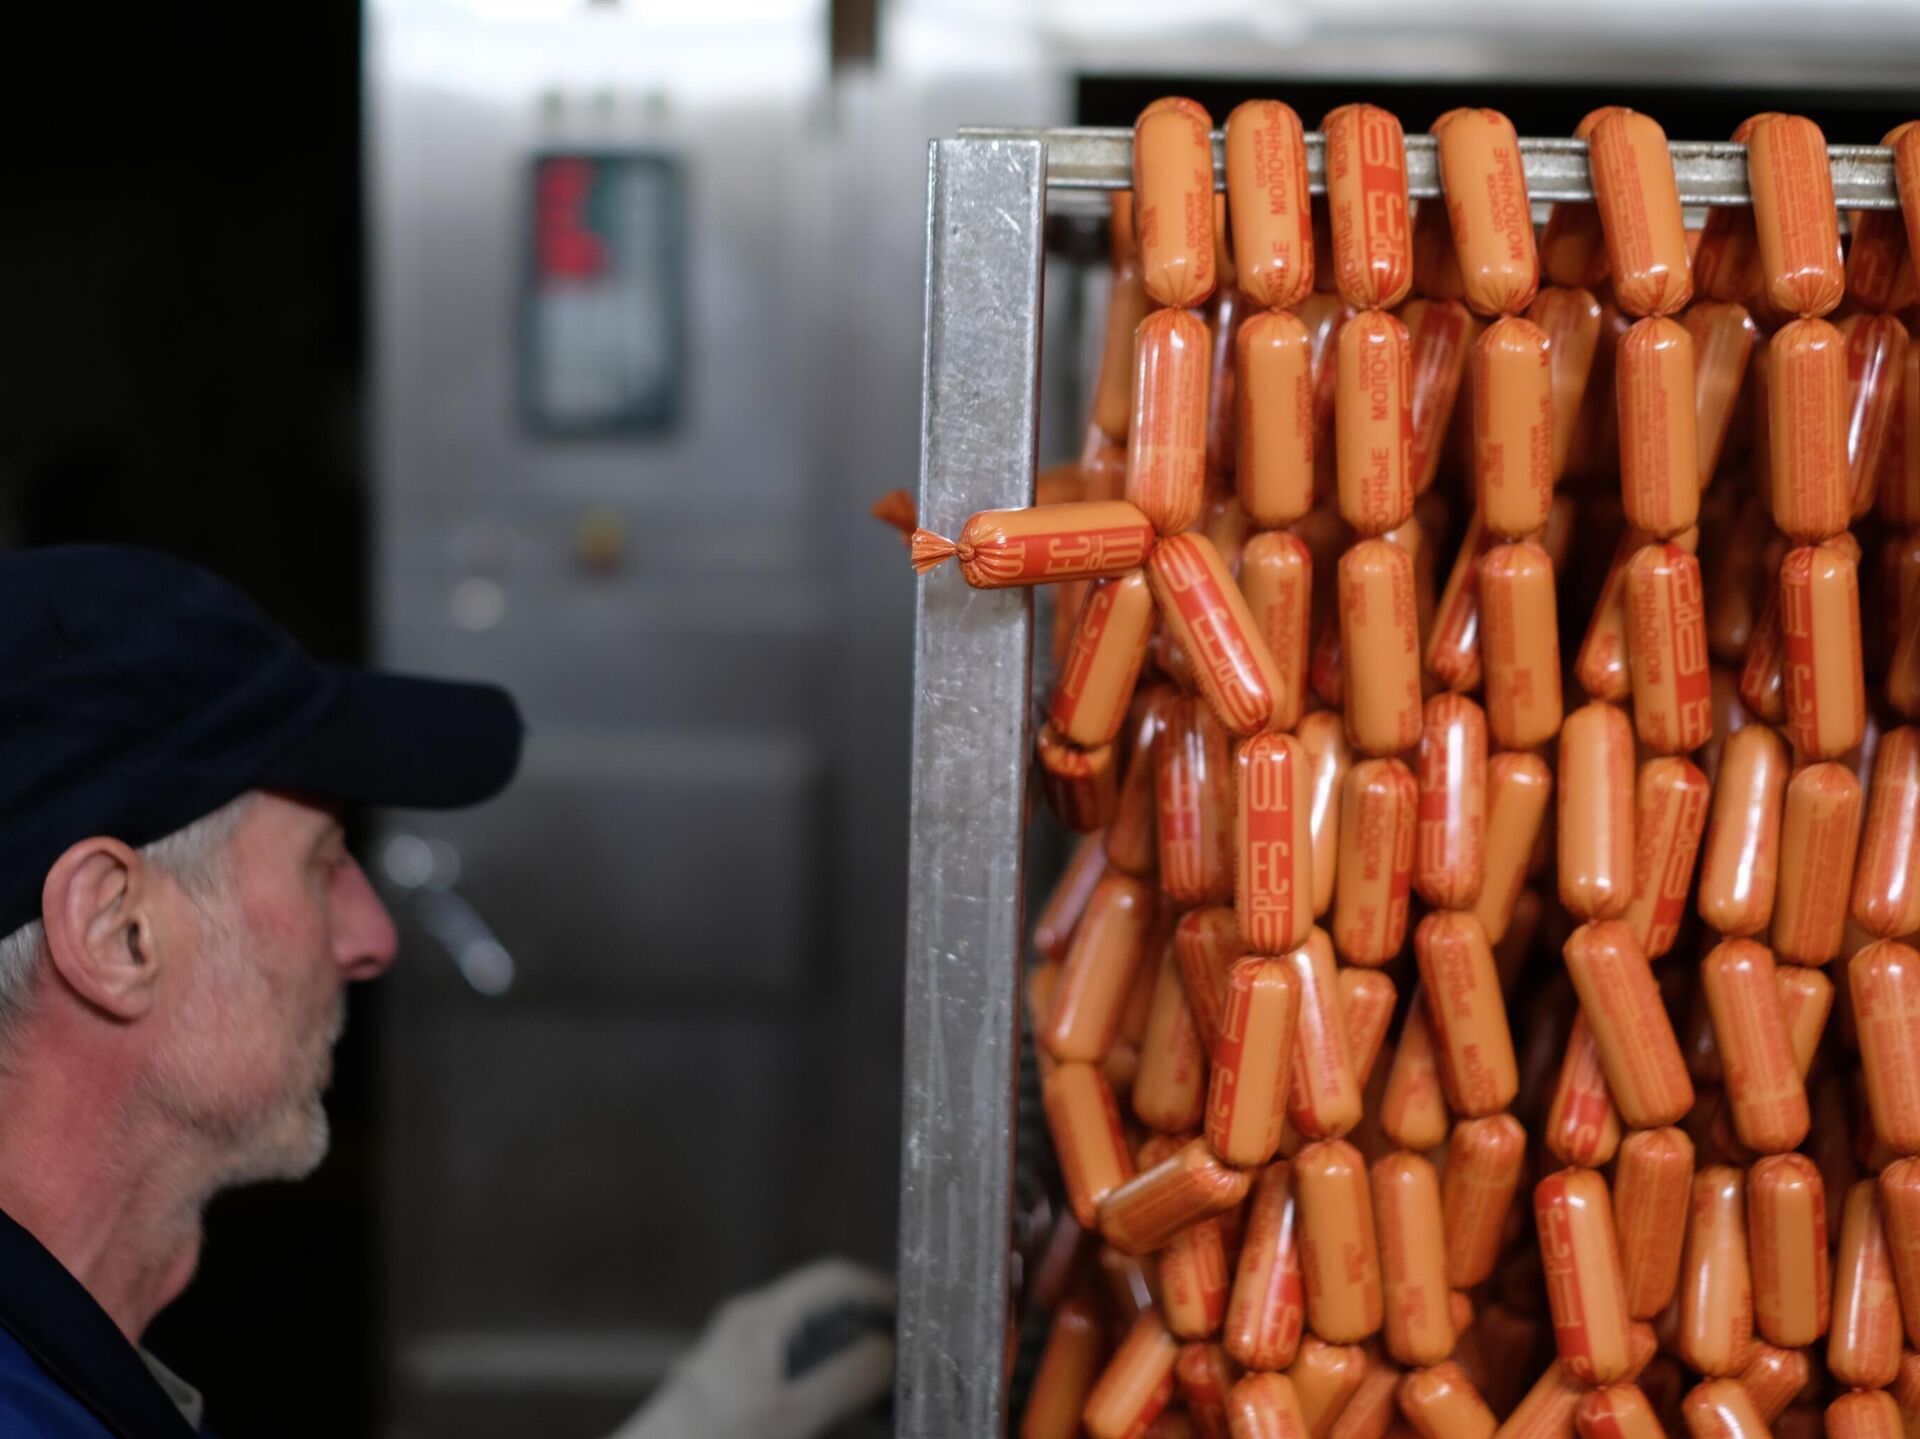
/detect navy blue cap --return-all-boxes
[0,545,523,936]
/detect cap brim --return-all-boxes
[257,666,524,809]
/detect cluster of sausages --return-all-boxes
[907,102,1920,1439]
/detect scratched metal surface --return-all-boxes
[894,137,1044,1439]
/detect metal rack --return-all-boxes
[893,124,1901,1439]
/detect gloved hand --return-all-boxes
[607,1257,894,1439]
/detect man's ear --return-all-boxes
[40,837,164,1021]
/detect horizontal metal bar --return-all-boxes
[957,124,1902,211]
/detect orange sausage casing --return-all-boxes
[1238,312,1316,529]
[1134,951,1208,1133]
[1379,995,1450,1152]
[1558,703,1637,920]
[1092,256,1151,442]
[1546,1013,1623,1168]
[1850,941,1920,1156]
[1540,107,1626,289]
[1588,110,1693,318]
[1295,1138,1384,1343]
[1149,533,1287,737]
[911,500,1155,587]
[1324,1350,1398,1439]
[1699,939,1808,1155]
[1043,1062,1136,1228]
[1827,1391,1903,1439]
[1239,531,1312,735]
[1162,1225,1232,1340]
[1767,317,1851,542]
[1052,571,1158,750]
[1676,1165,1753,1377]
[1434,109,1539,317]
[1158,696,1235,907]
[1479,542,1563,750]
[1414,911,1517,1118]
[1472,317,1555,539]
[1535,1167,1636,1385]
[1842,312,1910,515]
[1227,101,1314,311]
[1414,695,1487,910]
[1745,1151,1829,1349]
[1731,1344,1808,1425]
[1035,831,1107,969]
[1471,751,1551,945]
[1298,712,1350,920]
[1779,542,1865,761]
[1207,957,1301,1167]
[1086,1310,1180,1439]
[1881,338,1920,527]
[1772,761,1863,965]
[1174,906,1240,1054]
[1620,756,1711,960]
[1399,1362,1496,1439]
[1036,725,1117,832]
[1237,732,1314,955]
[1745,115,1844,320]
[1577,526,1699,704]
[1877,1156,1920,1349]
[1108,690,1168,879]
[1854,727,1920,937]
[1529,290,1604,489]
[1101,1136,1256,1257]
[1771,963,1830,1080]
[1288,1338,1367,1439]
[1229,1372,1314,1439]
[1576,1384,1665,1439]
[1338,538,1423,757]
[1372,1151,1456,1367]
[1617,317,1701,539]
[1322,105,1413,312]
[1614,1126,1695,1320]
[1404,299,1474,494]
[1226,1163,1308,1371]
[1336,310,1415,536]
[1133,98,1217,311]
[1679,1379,1769,1439]
[1425,511,1492,694]
[1562,920,1694,1129]
[1023,1296,1106,1439]
[1129,307,1211,535]
[1696,723,1789,938]
[1623,543,1711,754]
[1287,930,1365,1142]
[1685,303,1757,487]
[1443,1113,1527,1289]
[1830,1177,1904,1389]
[1045,872,1156,1062]
[1332,758,1416,967]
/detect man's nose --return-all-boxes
[335,857,399,981]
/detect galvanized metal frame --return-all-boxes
[895,123,1890,1437]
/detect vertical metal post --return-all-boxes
[895,137,1046,1438]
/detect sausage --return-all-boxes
[1829,1178,1903,1389]
[1298,711,1352,919]
[1023,1295,1106,1439]
[1826,1391,1903,1439]
[1295,1139,1385,1343]
[1699,939,1808,1154]
[1100,1136,1256,1257]
[1841,312,1910,515]
[1472,317,1555,539]
[1877,1156,1920,1349]
[1135,951,1209,1134]
[1226,1163,1308,1371]
[1539,108,1628,289]
[1149,533,1288,737]
[1499,1327,1657,1439]
[1471,752,1552,945]
[1163,1223,1232,1340]
[1736,567,1787,724]
[1731,1344,1809,1424]
[1779,542,1866,761]
[1433,109,1539,317]
[1527,286,1604,483]
[1766,317,1851,542]
[1404,299,1474,494]
[1772,963,1830,1079]
[1879,334,1920,526]
[1237,312,1317,528]
[1479,542,1564,750]
[1620,756,1711,961]
[1545,1013,1623,1168]
[1336,310,1416,536]
[1891,576,1920,718]
[1617,316,1702,539]
[1846,204,1913,313]
[1158,695,1236,907]
[1321,105,1413,311]
[1338,968,1398,1089]
[1107,690,1168,879]
[1558,703,1637,920]
[1614,1126,1695,1320]
[1426,510,1493,693]
[1207,958,1301,1167]
[1623,543,1712,754]
[1684,303,1758,488]
[1588,110,1693,318]
[1562,920,1694,1128]
[1288,1338,1368,1439]
[1133,97,1217,310]
[1414,911,1518,1118]
[1052,571,1159,750]
[1771,761,1864,964]
[1413,199,1468,302]
[1042,1062,1136,1227]
[1696,723,1789,938]
[1379,998,1451,1152]
[1332,758,1417,967]
[1226,101,1314,311]
[1398,1362,1496,1439]
[1035,831,1109,964]
[1286,930,1365,1141]
[909,500,1156,587]
[1045,872,1156,1062]
[1745,115,1844,319]
[1565,291,1632,488]
[1175,906,1241,1055]
[1414,695,1488,909]
[1745,1151,1829,1349]
[1325,1348,1400,1439]
[1373,1151,1456,1366]
[1678,1380,1768,1439]
[1535,1166,1636,1385]
[1206,290,1245,480]
[1854,727,1920,936]
[1229,1372,1314,1439]
[1443,1113,1527,1289]
[1237,732,1315,954]
[1575,1385,1664,1439]
[1577,526,1700,703]
[1675,1166,1753,1377]
[1129,307,1213,535]
[1085,1310,1181,1439]
[1092,257,1152,442]
[1338,538,1424,757]
[1849,941,1920,1156]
